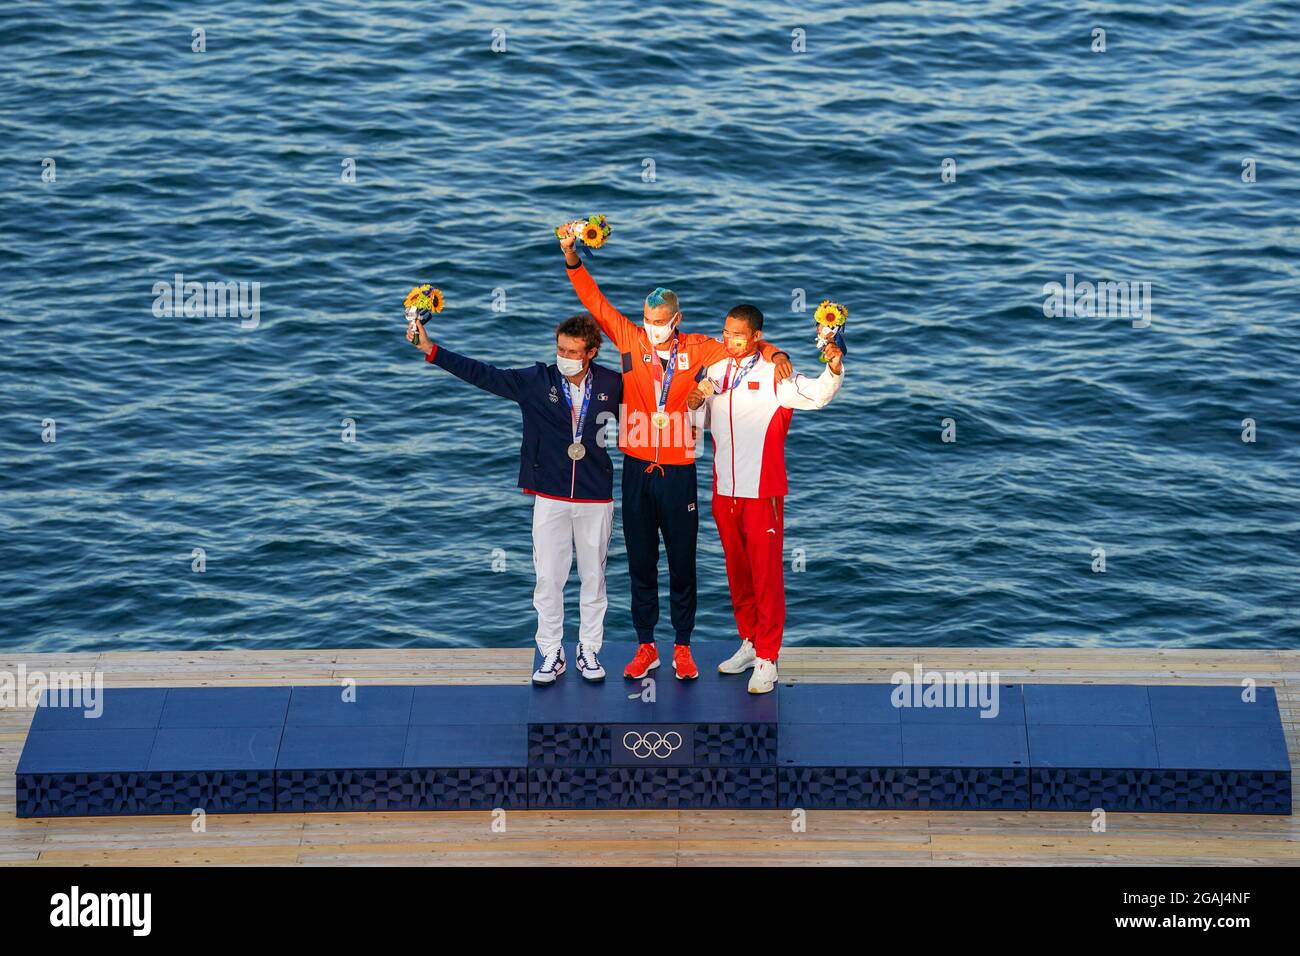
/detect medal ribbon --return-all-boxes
[655,335,680,414]
[560,369,593,443]
[724,351,762,391]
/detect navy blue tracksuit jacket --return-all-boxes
[426,344,623,502]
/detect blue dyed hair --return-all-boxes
[645,287,679,313]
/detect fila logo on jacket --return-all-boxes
[698,354,843,498]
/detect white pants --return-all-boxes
[531,495,614,655]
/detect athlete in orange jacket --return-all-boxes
[559,234,791,681]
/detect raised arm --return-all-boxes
[776,345,844,410]
[560,235,637,351]
[410,322,526,403]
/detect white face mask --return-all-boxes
[556,354,586,377]
[644,318,677,347]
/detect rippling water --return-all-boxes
[2,1,1298,653]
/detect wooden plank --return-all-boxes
[29,846,302,866]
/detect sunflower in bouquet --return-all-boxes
[555,214,611,250]
[812,300,848,362]
[404,284,444,318]
[404,284,444,344]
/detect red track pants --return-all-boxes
[711,494,785,662]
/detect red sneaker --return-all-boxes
[672,645,699,680]
[623,643,660,679]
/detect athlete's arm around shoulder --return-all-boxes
[777,344,844,410]
[688,333,793,382]
[560,234,637,352]
[593,362,624,401]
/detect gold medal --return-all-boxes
[567,442,586,461]
[652,411,670,429]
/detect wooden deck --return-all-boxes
[2,645,1297,866]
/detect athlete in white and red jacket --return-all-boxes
[687,304,844,693]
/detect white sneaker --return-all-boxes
[532,647,566,685]
[576,643,605,681]
[748,657,778,694]
[718,639,757,674]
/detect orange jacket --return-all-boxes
[567,261,783,467]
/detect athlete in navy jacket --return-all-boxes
[410,314,622,684]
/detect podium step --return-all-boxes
[14,646,1291,817]
[777,683,1291,814]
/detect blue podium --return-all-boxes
[15,644,1292,817]
[528,643,777,808]
[779,682,1032,810]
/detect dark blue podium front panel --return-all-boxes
[779,682,1031,810]
[286,685,415,726]
[1148,685,1280,726]
[160,687,292,728]
[276,766,528,813]
[274,686,533,812]
[779,727,1030,809]
[525,643,778,807]
[409,685,530,725]
[15,725,277,817]
[29,688,167,731]
[14,671,1291,817]
[897,683,1026,726]
[1024,684,1151,726]
[1028,724,1160,769]
[276,725,409,770]
[150,727,283,771]
[274,725,408,813]
[19,730,157,774]
[901,724,1029,768]
[1026,684,1291,814]
[780,765,1031,810]
[1155,724,1289,771]
[778,683,899,725]
[145,727,281,814]
[530,767,778,809]
[404,724,527,767]
[527,722,778,768]
[779,722,903,767]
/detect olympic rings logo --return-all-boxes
[622,730,683,759]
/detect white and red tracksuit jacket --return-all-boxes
[698,353,843,662]
[699,355,843,497]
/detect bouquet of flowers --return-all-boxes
[555,214,611,251]
[813,299,848,362]
[404,284,444,343]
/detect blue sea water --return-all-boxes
[1,1,1298,654]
